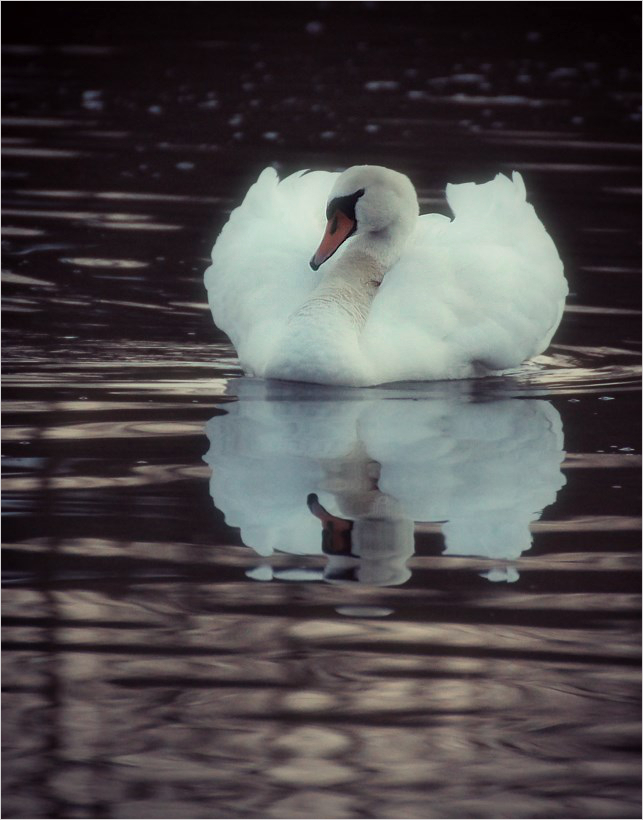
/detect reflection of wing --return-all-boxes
[204,386,366,555]
[204,380,566,563]
[359,398,566,559]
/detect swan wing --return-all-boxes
[205,167,338,374]
[362,172,567,382]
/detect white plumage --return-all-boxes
[205,165,566,386]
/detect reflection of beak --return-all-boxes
[309,210,356,271]
[307,493,354,555]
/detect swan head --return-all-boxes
[310,165,419,271]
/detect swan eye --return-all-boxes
[326,187,365,221]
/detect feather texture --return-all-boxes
[205,166,566,386]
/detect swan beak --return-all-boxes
[309,210,356,270]
[307,493,354,555]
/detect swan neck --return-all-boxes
[354,216,416,270]
[306,253,381,328]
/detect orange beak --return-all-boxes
[307,494,354,555]
[310,210,356,271]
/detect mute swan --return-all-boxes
[205,165,566,386]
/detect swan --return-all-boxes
[205,165,567,386]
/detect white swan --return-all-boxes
[205,165,567,386]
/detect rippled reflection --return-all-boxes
[205,379,566,585]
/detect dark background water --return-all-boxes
[2,3,641,818]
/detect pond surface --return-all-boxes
[2,6,641,819]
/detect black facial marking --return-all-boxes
[326,187,365,221]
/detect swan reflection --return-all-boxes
[204,379,566,585]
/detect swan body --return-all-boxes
[205,165,566,386]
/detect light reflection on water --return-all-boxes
[3,395,641,820]
[3,336,640,818]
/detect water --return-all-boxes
[2,6,641,819]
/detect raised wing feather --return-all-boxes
[205,167,338,373]
[361,172,566,381]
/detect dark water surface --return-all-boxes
[2,5,641,819]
